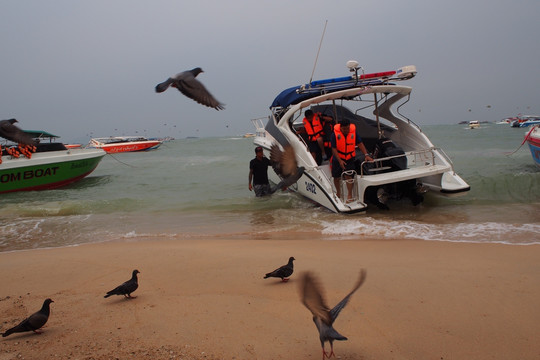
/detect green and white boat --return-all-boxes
[0,130,106,194]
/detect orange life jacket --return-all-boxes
[303,114,324,141]
[334,123,356,160]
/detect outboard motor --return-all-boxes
[365,137,424,209]
[373,137,407,171]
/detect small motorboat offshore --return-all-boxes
[88,136,162,153]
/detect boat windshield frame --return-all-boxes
[273,84,413,130]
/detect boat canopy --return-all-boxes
[270,71,400,109]
[24,130,60,139]
[270,66,420,109]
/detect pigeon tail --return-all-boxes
[155,79,173,93]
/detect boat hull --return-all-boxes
[92,141,162,154]
[0,149,106,193]
[526,127,540,168]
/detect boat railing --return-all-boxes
[359,147,451,177]
[251,117,267,138]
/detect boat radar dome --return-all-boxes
[396,65,417,79]
[346,60,360,71]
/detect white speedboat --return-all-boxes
[252,61,470,213]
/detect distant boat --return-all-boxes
[65,143,82,149]
[524,125,540,168]
[511,115,540,128]
[469,120,480,129]
[518,116,540,128]
[243,133,255,138]
[88,136,162,154]
[0,130,105,193]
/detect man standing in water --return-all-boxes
[249,146,271,197]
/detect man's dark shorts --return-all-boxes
[307,140,320,154]
[331,156,357,178]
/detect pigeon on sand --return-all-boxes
[269,143,305,193]
[155,67,224,110]
[264,256,295,282]
[300,269,367,359]
[0,119,37,146]
[2,298,54,337]
[104,269,140,299]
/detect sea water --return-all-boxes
[0,124,538,251]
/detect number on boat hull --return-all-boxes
[305,181,317,194]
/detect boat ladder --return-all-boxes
[340,170,359,203]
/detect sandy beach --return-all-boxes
[1,237,539,360]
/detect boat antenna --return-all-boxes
[309,20,328,85]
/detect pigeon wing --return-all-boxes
[270,144,297,177]
[0,119,36,145]
[25,311,48,331]
[176,77,224,110]
[106,279,132,296]
[280,145,298,177]
[270,143,284,175]
[329,269,367,324]
[300,272,332,325]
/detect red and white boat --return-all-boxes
[89,136,162,154]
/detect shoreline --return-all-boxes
[1,237,539,359]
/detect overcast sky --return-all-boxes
[1,1,539,142]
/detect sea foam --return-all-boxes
[321,218,540,245]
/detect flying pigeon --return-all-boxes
[264,256,295,282]
[2,298,54,337]
[155,67,225,110]
[0,119,37,146]
[300,269,367,359]
[104,269,140,299]
[269,143,305,193]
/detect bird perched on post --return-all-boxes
[263,256,295,282]
[0,119,37,146]
[155,67,225,110]
[269,143,305,193]
[2,298,54,337]
[104,269,140,299]
[300,269,367,359]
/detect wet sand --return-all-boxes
[1,237,539,359]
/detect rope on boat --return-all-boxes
[505,125,536,156]
[107,153,137,168]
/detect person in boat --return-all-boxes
[248,146,272,197]
[302,109,333,163]
[331,118,373,202]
